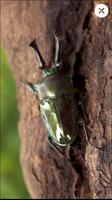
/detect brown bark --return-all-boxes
[1,0,112,199]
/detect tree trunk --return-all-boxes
[1,0,112,199]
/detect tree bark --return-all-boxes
[1,0,112,199]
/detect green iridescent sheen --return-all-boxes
[40,98,75,146]
[35,73,77,146]
[23,38,78,147]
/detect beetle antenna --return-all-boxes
[29,39,47,69]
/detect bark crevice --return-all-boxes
[1,0,111,199]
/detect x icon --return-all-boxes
[99,8,105,14]
[95,4,109,18]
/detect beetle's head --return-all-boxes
[30,36,61,78]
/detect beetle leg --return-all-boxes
[21,80,37,95]
[54,34,59,64]
[48,136,87,165]
[52,34,61,68]
[77,102,102,150]
[79,119,102,150]
[70,147,87,166]
[29,39,47,69]
[48,135,71,162]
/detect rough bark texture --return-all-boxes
[1,0,112,199]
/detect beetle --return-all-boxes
[22,35,101,162]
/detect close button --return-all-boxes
[95,3,109,18]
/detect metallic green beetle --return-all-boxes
[22,36,78,158]
[22,36,101,161]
